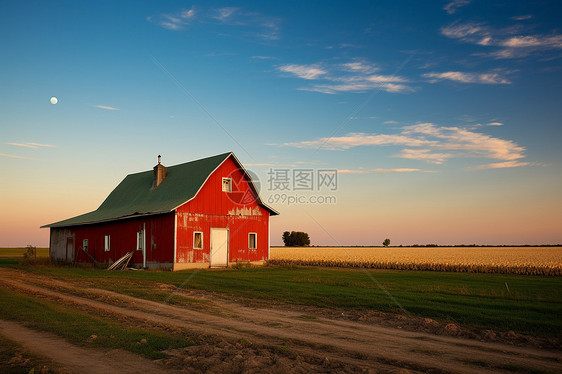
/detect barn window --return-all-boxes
[193,231,203,249]
[83,239,88,252]
[248,233,257,249]
[137,230,144,251]
[222,177,232,192]
[104,235,111,252]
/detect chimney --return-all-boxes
[152,155,167,188]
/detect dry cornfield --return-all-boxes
[269,246,562,276]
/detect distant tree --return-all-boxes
[282,231,291,246]
[294,231,310,246]
[282,231,311,246]
[382,238,390,247]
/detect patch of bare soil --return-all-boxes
[0,268,560,374]
[0,320,171,374]
[0,333,65,374]
[165,284,556,350]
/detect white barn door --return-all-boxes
[210,228,229,267]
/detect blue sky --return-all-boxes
[1,1,561,246]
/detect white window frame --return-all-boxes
[83,239,88,252]
[104,235,110,252]
[193,231,203,249]
[248,232,257,249]
[136,230,144,251]
[222,177,232,192]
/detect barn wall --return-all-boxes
[176,157,270,265]
[54,213,175,268]
[50,228,74,262]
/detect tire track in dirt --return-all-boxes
[0,276,404,373]
[0,320,172,374]
[1,268,560,374]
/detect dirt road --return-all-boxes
[0,268,560,373]
[0,320,171,374]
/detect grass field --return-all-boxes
[1,247,561,339]
[0,248,49,267]
[270,246,562,275]
[1,249,561,373]
[0,247,49,258]
[1,260,560,339]
[0,287,192,359]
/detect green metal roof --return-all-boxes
[42,152,278,228]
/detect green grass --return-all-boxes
[0,248,49,257]
[5,263,561,338]
[0,287,193,359]
[0,257,20,266]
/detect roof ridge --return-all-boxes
[41,151,277,228]
[125,151,233,177]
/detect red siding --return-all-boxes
[70,213,175,266]
[176,156,270,264]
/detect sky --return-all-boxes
[1,0,561,247]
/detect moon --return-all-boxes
[50,97,58,104]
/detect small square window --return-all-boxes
[248,233,257,249]
[104,235,111,252]
[222,177,232,192]
[193,231,203,249]
[83,239,88,252]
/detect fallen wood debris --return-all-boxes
[107,251,134,271]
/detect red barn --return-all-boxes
[42,152,278,270]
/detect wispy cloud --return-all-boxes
[339,168,426,174]
[501,35,562,48]
[278,64,327,80]
[444,0,470,15]
[284,132,434,149]
[148,6,280,40]
[441,22,562,59]
[486,122,503,126]
[277,59,412,94]
[511,15,532,21]
[441,23,484,39]
[339,61,379,74]
[251,55,278,60]
[392,149,454,165]
[244,163,275,167]
[350,116,378,120]
[181,8,195,19]
[147,6,196,30]
[0,153,33,159]
[6,143,37,149]
[401,123,525,161]
[423,71,511,84]
[301,82,412,95]
[213,7,237,21]
[93,105,120,111]
[6,142,56,149]
[471,160,534,170]
[283,122,529,168]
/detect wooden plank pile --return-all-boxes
[107,251,134,270]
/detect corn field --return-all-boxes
[268,246,562,276]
